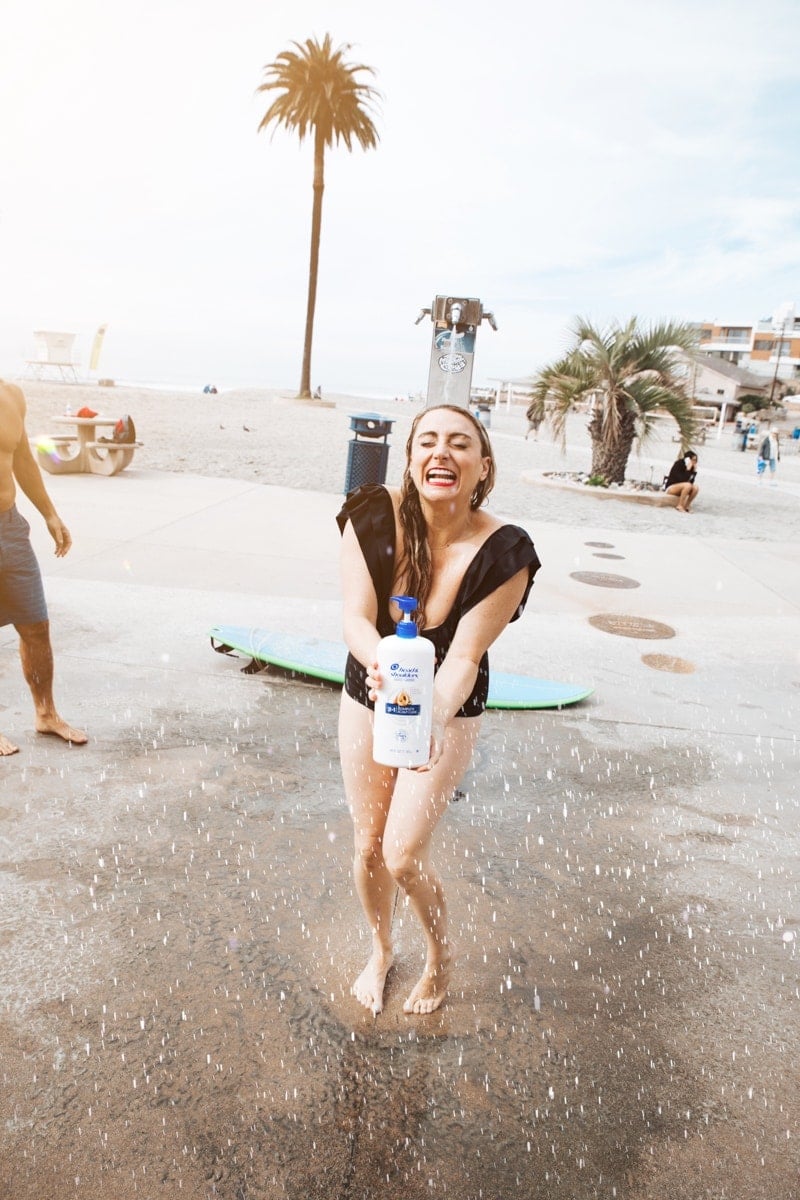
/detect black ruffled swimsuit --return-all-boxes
[337,485,541,717]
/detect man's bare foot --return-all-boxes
[352,948,394,1015]
[403,954,451,1015]
[35,716,88,745]
[0,733,20,756]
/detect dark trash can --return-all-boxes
[344,413,394,493]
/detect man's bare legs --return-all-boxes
[0,732,19,756]
[15,619,87,746]
[339,692,479,1016]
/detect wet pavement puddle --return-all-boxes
[1,689,799,1198]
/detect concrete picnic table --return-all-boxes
[32,415,141,476]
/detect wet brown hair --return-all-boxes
[397,405,497,626]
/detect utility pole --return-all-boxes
[769,319,787,405]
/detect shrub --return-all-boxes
[739,394,774,414]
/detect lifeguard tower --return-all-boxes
[24,331,80,383]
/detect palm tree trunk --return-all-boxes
[298,129,325,399]
[588,404,636,483]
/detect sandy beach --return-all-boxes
[20,378,800,541]
[2,376,799,1199]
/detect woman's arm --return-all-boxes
[432,566,530,723]
[340,520,382,669]
[400,566,531,770]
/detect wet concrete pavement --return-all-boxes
[1,468,798,1199]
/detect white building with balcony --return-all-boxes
[694,302,800,390]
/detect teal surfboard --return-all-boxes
[209,625,593,710]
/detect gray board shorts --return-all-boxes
[0,505,48,627]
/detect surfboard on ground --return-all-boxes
[209,625,593,710]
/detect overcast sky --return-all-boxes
[1,0,799,396]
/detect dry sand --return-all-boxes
[19,378,800,541]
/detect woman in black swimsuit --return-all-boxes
[337,405,540,1015]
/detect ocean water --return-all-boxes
[114,377,259,395]
[115,377,419,403]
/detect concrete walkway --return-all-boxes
[11,464,797,737]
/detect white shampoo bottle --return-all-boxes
[373,595,435,768]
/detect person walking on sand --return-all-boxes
[337,404,540,1016]
[0,381,87,756]
[664,450,699,513]
[756,427,780,485]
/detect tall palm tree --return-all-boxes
[528,317,699,483]
[257,35,380,399]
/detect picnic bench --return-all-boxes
[672,421,713,445]
[32,415,142,476]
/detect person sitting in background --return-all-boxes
[664,450,699,513]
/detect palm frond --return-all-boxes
[530,315,701,472]
[257,34,380,150]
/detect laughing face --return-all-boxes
[407,407,492,508]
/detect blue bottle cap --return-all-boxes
[391,595,418,638]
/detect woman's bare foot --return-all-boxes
[403,953,451,1015]
[0,733,20,756]
[352,948,394,1015]
[35,715,88,745]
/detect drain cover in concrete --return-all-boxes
[642,653,695,673]
[584,541,615,548]
[593,552,625,560]
[571,571,640,589]
[589,614,676,639]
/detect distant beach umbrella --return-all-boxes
[89,324,107,373]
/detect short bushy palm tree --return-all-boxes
[528,317,699,483]
[257,35,380,399]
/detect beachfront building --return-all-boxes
[670,353,771,430]
[694,302,800,391]
[681,355,770,422]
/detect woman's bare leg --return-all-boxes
[338,692,398,1014]
[666,482,691,512]
[383,717,481,1015]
